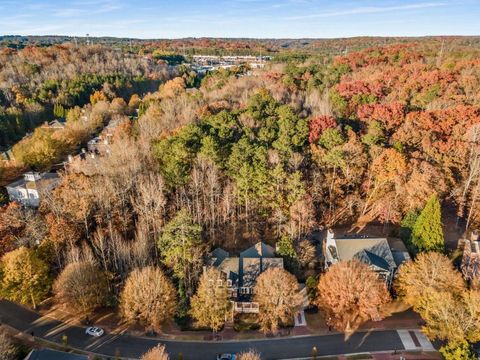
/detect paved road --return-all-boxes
[0,300,407,359]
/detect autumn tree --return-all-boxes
[395,252,464,310]
[308,115,337,144]
[253,267,303,334]
[0,329,17,360]
[296,240,316,270]
[440,340,477,360]
[411,194,444,252]
[120,266,177,331]
[53,262,109,314]
[0,203,24,257]
[316,260,391,332]
[158,210,204,295]
[238,350,262,360]
[140,344,169,360]
[276,235,297,271]
[190,267,230,333]
[416,289,480,345]
[0,247,51,308]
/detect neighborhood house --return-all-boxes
[324,229,410,287]
[208,242,284,314]
[6,171,60,207]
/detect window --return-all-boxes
[240,287,250,295]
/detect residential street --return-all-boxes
[0,300,425,360]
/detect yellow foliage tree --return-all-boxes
[120,266,177,331]
[190,267,230,332]
[53,262,109,314]
[395,252,465,310]
[0,247,51,308]
[90,91,108,105]
[140,344,169,360]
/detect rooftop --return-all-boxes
[329,233,398,271]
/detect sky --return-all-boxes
[0,0,479,39]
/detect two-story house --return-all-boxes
[6,172,60,207]
[324,229,410,287]
[207,242,284,314]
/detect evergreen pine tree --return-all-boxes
[411,194,444,252]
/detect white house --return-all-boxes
[6,172,60,207]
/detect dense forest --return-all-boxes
[1,39,480,358]
[0,44,172,149]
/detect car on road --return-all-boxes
[85,326,104,337]
[216,354,236,360]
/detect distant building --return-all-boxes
[41,119,66,130]
[86,118,123,156]
[0,148,14,162]
[324,229,410,287]
[460,230,480,282]
[207,242,284,314]
[6,172,60,207]
[24,348,88,360]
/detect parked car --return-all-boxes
[85,326,104,337]
[216,354,236,360]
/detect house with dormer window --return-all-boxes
[207,242,284,313]
[324,229,410,287]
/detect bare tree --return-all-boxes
[0,329,17,360]
[53,261,109,314]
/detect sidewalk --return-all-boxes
[320,350,441,360]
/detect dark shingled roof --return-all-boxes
[334,237,397,271]
[209,242,284,297]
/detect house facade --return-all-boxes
[460,231,480,282]
[324,229,410,287]
[6,172,60,207]
[208,242,284,314]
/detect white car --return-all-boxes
[85,326,104,337]
[217,354,236,360]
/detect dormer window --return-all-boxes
[24,172,41,182]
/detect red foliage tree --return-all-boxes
[308,115,337,144]
[357,103,406,130]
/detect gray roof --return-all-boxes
[210,242,283,292]
[7,172,59,190]
[209,248,230,267]
[241,257,261,288]
[25,349,88,360]
[240,242,275,258]
[391,250,411,268]
[333,237,397,270]
[217,257,240,286]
